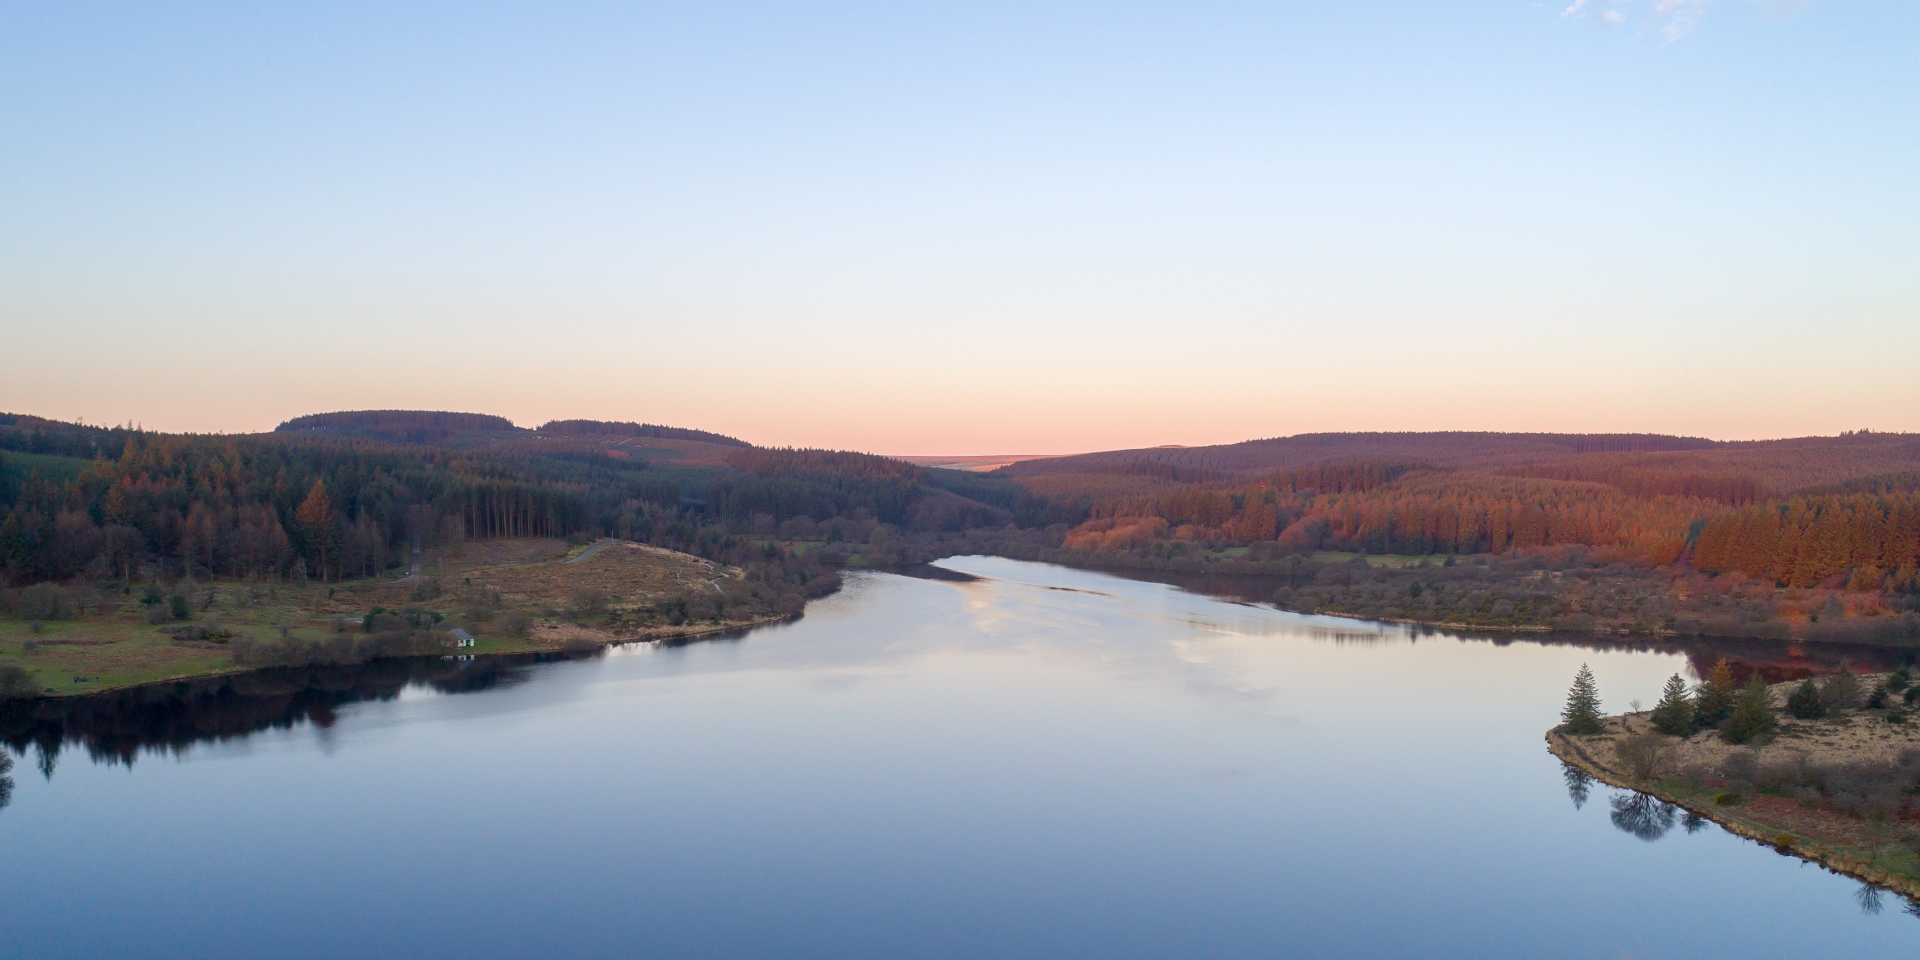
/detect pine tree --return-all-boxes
[295,480,337,581]
[1694,659,1740,727]
[1723,675,1778,744]
[1562,664,1605,735]
[1650,674,1696,736]
[1822,659,1864,712]
[1786,678,1826,720]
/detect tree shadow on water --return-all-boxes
[1610,792,1679,841]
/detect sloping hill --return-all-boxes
[996,432,1721,477]
[275,410,527,446]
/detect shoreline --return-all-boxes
[1547,727,1920,900]
[982,549,1919,647]
[9,609,806,703]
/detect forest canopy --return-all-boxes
[6,411,1920,647]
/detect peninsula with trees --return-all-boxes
[1550,660,1920,899]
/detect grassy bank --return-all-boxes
[0,538,827,699]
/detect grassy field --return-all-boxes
[0,538,768,698]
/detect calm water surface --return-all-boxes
[3,556,1917,958]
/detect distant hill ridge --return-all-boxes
[535,419,749,448]
[275,410,522,444]
[995,431,1722,477]
[273,410,747,448]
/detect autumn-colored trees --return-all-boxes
[0,431,600,584]
[1690,494,1920,587]
[1035,456,1920,595]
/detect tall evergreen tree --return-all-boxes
[1723,675,1778,744]
[1650,674,1696,736]
[1562,664,1605,735]
[1694,659,1739,726]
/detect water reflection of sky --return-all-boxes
[1,557,1916,959]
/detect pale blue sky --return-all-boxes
[2,2,1914,452]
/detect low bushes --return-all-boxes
[228,629,447,668]
[1676,747,1920,823]
[0,663,37,699]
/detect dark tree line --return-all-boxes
[0,415,1075,590]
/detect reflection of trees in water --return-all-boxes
[1563,762,1592,810]
[1074,567,1908,673]
[0,651,600,779]
[1856,882,1886,915]
[1610,792,1679,841]
[1682,811,1710,834]
[0,750,12,810]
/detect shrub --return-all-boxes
[1786,679,1827,720]
[167,594,190,620]
[1614,732,1673,782]
[0,664,38,699]
[228,629,444,668]
[1823,661,1865,712]
[1906,685,1920,706]
[570,588,609,619]
[365,613,410,634]
[499,611,532,638]
[143,603,171,625]
[1723,676,1777,745]
[1890,667,1912,693]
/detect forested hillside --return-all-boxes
[6,411,1920,652]
[985,429,1920,642]
[0,411,1041,587]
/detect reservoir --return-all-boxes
[2,556,1916,958]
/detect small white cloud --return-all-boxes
[1561,0,1804,40]
[1651,0,1715,39]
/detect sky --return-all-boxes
[2,1,1916,454]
